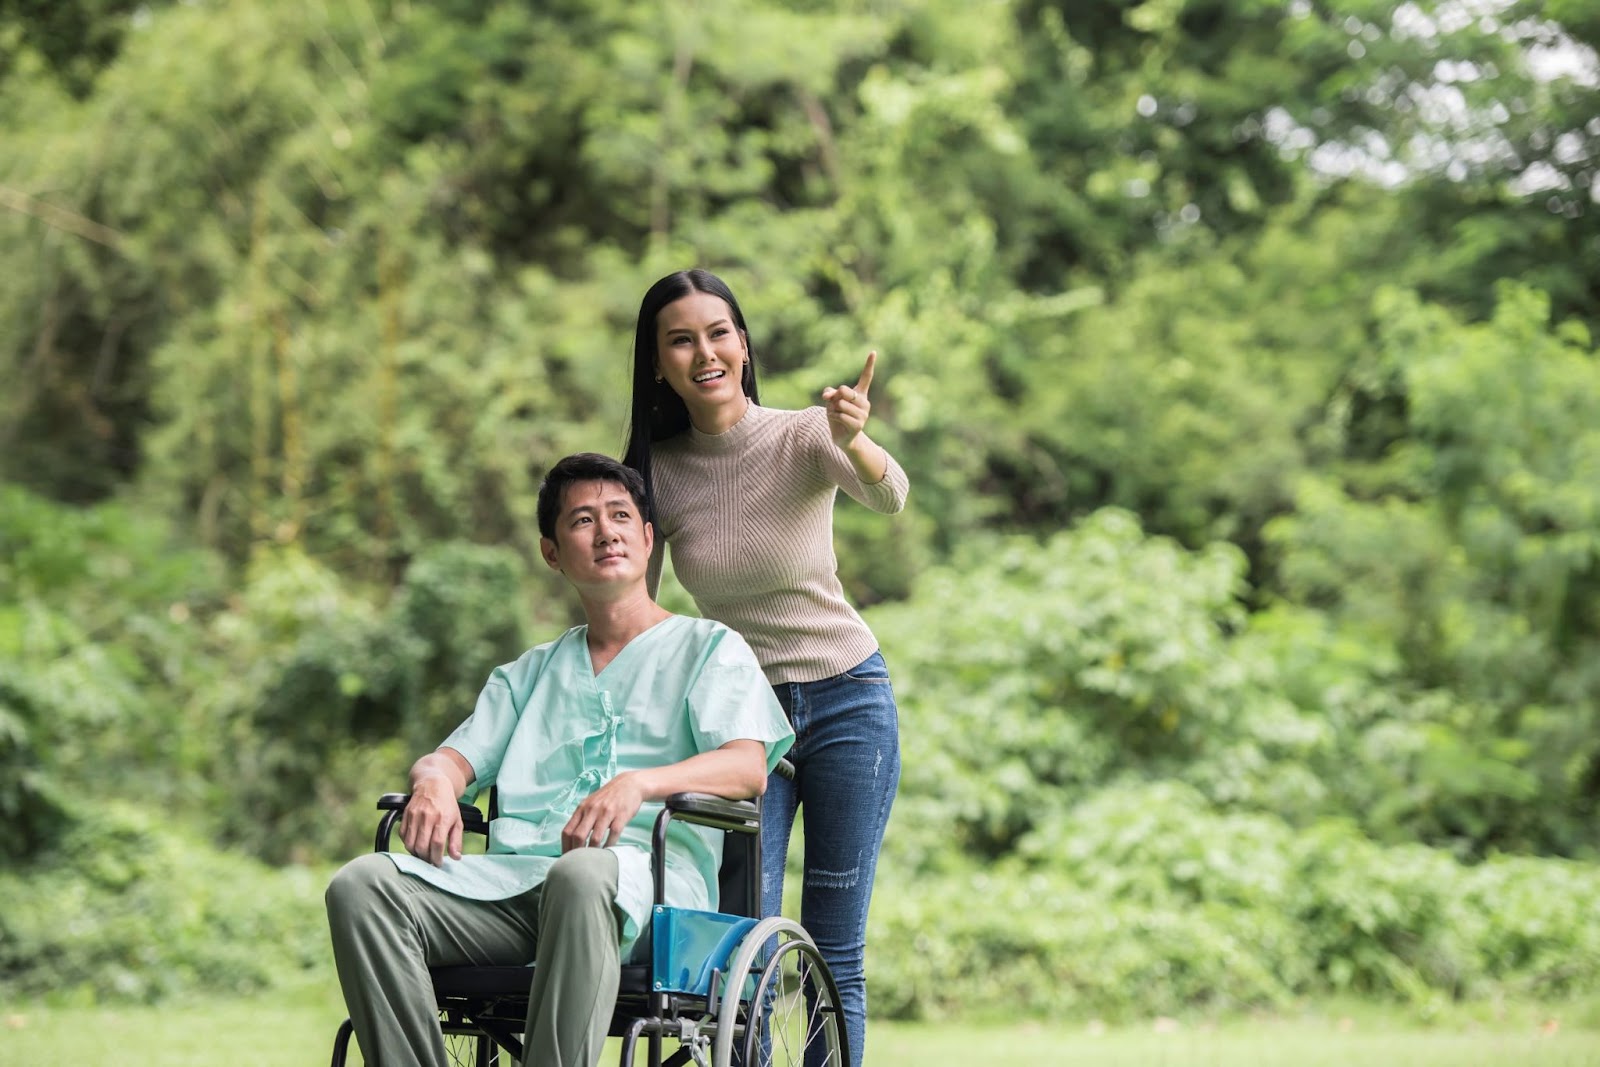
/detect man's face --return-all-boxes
[540,479,652,589]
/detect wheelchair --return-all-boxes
[329,764,848,1067]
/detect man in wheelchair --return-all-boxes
[326,452,795,1067]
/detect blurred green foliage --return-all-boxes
[870,783,1600,1020]
[2,0,1598,1017]
[0,804,326,1002]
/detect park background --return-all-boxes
[3,0,1600,1063]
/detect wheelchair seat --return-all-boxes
[428,963,651,1000]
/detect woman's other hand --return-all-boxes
[822,351,876,449]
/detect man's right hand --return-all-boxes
[401,772,465,867]
[399,747,475,866]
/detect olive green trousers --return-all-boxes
[326,849,622,1067]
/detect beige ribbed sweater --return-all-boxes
[647,403,910,685]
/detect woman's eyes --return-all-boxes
[668,328,728,344]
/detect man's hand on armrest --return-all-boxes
[561,739,768,853]
[400,747,475,867]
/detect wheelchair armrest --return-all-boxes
[374,792,490,854]
[664,792,761,833]
[653,789,770,909]
[661,750,794,830]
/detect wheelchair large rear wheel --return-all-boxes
[711,917,848,1067]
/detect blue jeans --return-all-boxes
[762,651,901,1067]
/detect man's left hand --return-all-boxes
[561,771,647,851]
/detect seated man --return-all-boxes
[326,452,794,1067]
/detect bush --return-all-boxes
[204,546,421,863]
[205,540,533,864]
[0,804,328,1003]
[0,485,224,858]
[871,513,1325,869]
[867,783,1600,1021]
[868,862,1300,1021]
[390,540,531,750]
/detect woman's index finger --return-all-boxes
[856,351,877,394]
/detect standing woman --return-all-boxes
[623,269,908,1066]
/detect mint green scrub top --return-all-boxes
[387,615,794,956]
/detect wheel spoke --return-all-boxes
[743,935,845,1067]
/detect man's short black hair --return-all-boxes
[536,453,651,540]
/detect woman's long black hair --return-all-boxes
[621,269,761,511]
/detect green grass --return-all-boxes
[4,976,1598,1066]
[873,1017,1598,1067]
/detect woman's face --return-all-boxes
[655,290,748,421]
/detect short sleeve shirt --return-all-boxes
[386,615,794,957]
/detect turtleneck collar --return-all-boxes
[687,399,762,453]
